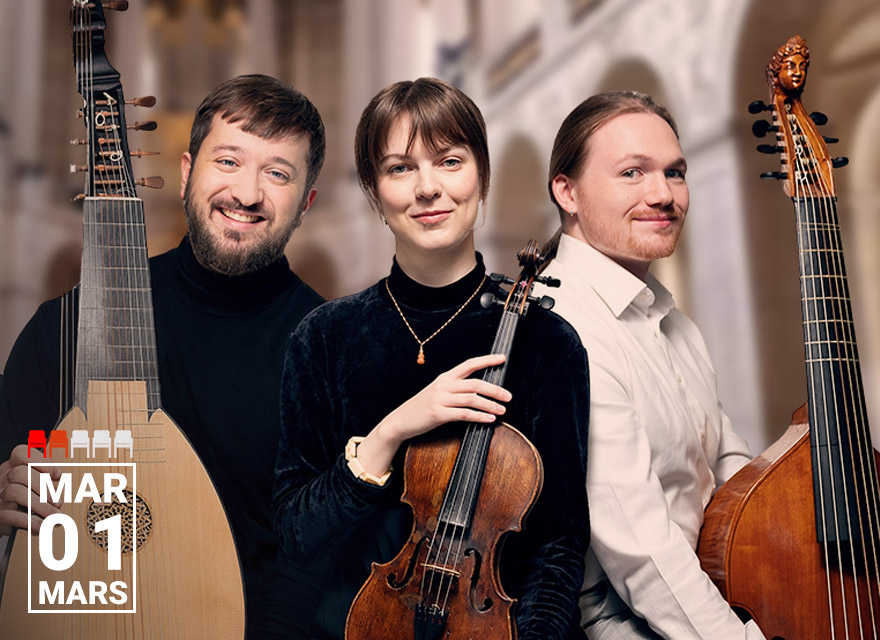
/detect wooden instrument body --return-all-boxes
[0,381,245,638]
[699,405,880,638]
[345,422,543,640]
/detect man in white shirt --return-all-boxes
[538,91,766,639]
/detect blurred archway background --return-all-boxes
[1,0,879,455]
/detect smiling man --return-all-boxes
[0,75,326,638]
[537,92,766,639]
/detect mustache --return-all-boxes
[211,198,265,215]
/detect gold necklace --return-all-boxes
[385,274,487,365]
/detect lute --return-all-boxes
[0,2,245,637]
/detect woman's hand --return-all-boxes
[355,354,510,476]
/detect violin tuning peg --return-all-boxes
[538,296,555,311]
[130,149,160,158]
[760,171,788,180]
[136,176,165,189]
[535,275,561,288]
[751,120,779,138]
[127,96,156,108]
[480,292,502,309]
[822,136,838,144]
[488,272,514,286]
[128,120,157,132]
[809,111,828,125]
[831,157,849,168]
[104,1,129,10]
[748,100,773,114]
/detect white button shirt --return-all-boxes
[539,234,765,639]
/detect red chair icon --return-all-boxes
[47,430,69,459]
[27,430,46,458]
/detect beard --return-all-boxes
[183,178,302,276]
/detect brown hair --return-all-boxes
[354,78,489,211]
[542,90,679,261]
[188,74,326,194]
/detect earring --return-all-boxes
[569,209,577,216]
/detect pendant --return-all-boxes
[417,345,425,365]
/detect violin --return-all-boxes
[697,35,880,638]
[345,241,560,640]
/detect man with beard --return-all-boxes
[538,91,765,639]
[0,74,325,638]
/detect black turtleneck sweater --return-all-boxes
[1,236,323,638]
[273,255,590,640]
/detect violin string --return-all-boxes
[419,293,520,613]
[419,283,493,610]
[435,306,518,612]
[791,128,839,637]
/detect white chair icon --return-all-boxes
[92,430,112,457]
[70,430,91,458]
[114,430,134,458]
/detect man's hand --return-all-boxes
[0,444,62,536]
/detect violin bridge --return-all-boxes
[422,563,461,578]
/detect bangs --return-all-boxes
[356,78,490,209]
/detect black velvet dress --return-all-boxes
[273,254,591,639]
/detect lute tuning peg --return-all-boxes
[831,157,849,168]
[136,176,165,189]
[128,121,157,131]
[760,172,788,180]
[129,149,160,158]
[809,111,828,125]
[756,144,784,155]
[127,96,156,108]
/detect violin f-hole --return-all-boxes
[465,547,493,612]
[387,537,426,589]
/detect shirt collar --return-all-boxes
[555,233,676,319]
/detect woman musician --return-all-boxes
[272,77,590,639]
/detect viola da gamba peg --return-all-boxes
[136,176,165,189]
[748,100,773,114]
[130,149,160,158]
[128,120,157,132]
[751,120,780,138]
[103,1,129,10]
[480,292,502,309]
